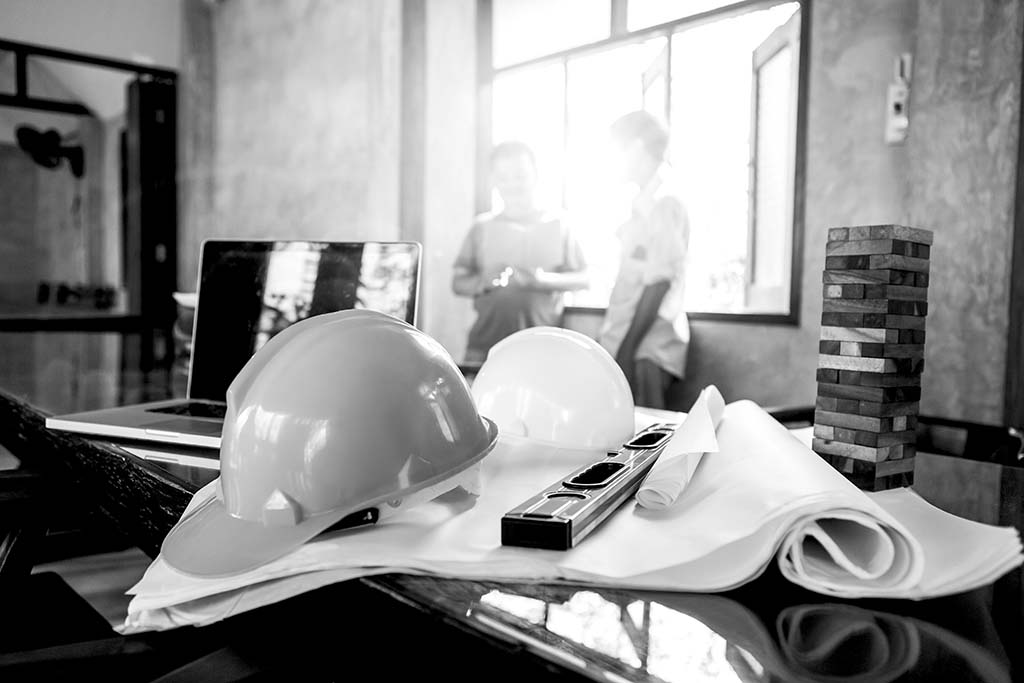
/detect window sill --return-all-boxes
[563,306,800,326]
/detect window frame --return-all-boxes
[477,0,811,326]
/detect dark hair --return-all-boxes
[610,111,670,161]
[491,140,536,168]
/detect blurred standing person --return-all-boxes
[599,111,690,409]
[453,141,589,364]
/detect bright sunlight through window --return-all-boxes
[489,1,802,316]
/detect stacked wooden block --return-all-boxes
[813,224,933,492]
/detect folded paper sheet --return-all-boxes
[122,400,1023,632]
[635,385,725,510]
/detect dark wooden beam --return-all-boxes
[0,93,91,116]
[14,52,27,96]
[0,38,177,80]
[1007,16,1024,428]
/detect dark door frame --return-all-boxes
[1007,38,1024,428]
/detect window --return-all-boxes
[482,0,806,320]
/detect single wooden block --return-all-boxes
[823,269,919,286]
[898,329,927,344]
[813,424,835,440]
[885,314,926,330]
[857,400,920,417]
[843,284,865,298]
[819,340,842,355]
[825,255,871,270]
[862,284,928,301]
[814,410,893,433]
[816,395,839,411]
[824,284,844,298]
[820,326,899,343]
[821,312,926,330]
[862,224,934,245]
[812,436,897,461]
[820,312,883,328]
[839,341,862,356]
[856,371,924,388]
[868,254,930,273]
[851,429,917,448]
[818,354,897,373]
[816,368,840,383]
[817,382,921,403]
[823,299,926,316]
[887,300,928,316]
[825,239,930,257]
[865,470,915,492]
[876,343,925,359]
[828,227,849,241]
[916,272,929,287]
[836,398,861,413]
[822,299,888,314]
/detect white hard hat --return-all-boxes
[161,309,498,576]
[471,326,635,452]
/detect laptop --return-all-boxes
[46,239,422,465]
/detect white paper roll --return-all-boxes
[635,385,726,510]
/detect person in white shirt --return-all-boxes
[599,111,690,409]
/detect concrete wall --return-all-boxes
[179,0,476,356]
[416,0,478,360]
[212,0,401,244]
[903,0,1022,424]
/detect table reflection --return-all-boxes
[373,575,1012,683]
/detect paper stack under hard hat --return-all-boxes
[127,395,1022,631]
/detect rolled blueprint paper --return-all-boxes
[635,385,726,510]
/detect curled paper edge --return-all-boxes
[635,385,726,510]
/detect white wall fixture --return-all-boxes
[885,52,912,144]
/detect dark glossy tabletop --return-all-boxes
[0,347,1021,682]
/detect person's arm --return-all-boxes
[613,195,688,381]
[614,280,670,383]
[521,222,590,292]
[527,268,590,292]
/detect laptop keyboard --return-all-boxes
[147,401,227,420]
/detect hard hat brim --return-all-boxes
[160,416,499,577]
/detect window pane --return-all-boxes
[493,0,610,68]
[563,38,668,307]
[492,63,566,213]
[670,3,799,313]
[749,44,795,311]
[0,50,14,94]
[628,0,747,31]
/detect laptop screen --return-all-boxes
[188,240,421,401]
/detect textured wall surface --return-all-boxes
[178,0,217,290]
[419,0,478,361]
[211,0,402,243]
[903,0,1022,424]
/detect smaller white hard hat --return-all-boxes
[471,327,635,452]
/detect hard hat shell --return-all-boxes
[161,309,498,576]
[471,326,634,452]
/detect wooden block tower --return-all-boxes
[813,224,934,492]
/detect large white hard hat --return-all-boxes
[471,326,635,452]
[161,309,498,576]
